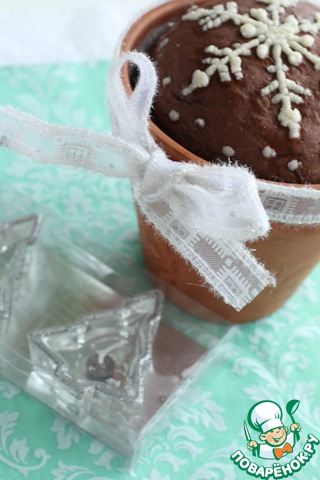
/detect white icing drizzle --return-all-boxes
[169,110,180,121]
[182,0,320,138]
[262,145,277,158]
[222,145,235,156]
[287,159,302,171]
[162,76,172,86]
[183,70,209,96]
[195,118,206,128]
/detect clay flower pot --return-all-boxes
[120,0,320,323]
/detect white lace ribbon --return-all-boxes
[0,52,320,310]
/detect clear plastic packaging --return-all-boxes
[0,191,230,467]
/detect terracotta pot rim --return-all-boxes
[120,0,320,191]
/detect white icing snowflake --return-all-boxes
[182,0,320,138]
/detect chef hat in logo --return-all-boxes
[248,401,284,433]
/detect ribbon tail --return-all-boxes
[138,198,275,311]
[0,106,145,177]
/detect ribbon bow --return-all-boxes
[273,442,293,459]
[3,52,320,310]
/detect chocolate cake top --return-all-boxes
[149,0,320,183]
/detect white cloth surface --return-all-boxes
[0,0,151,66]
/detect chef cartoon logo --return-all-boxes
[230,399,320,478]
[245,400,301,460]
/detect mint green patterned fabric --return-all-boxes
[0,62,320,480]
